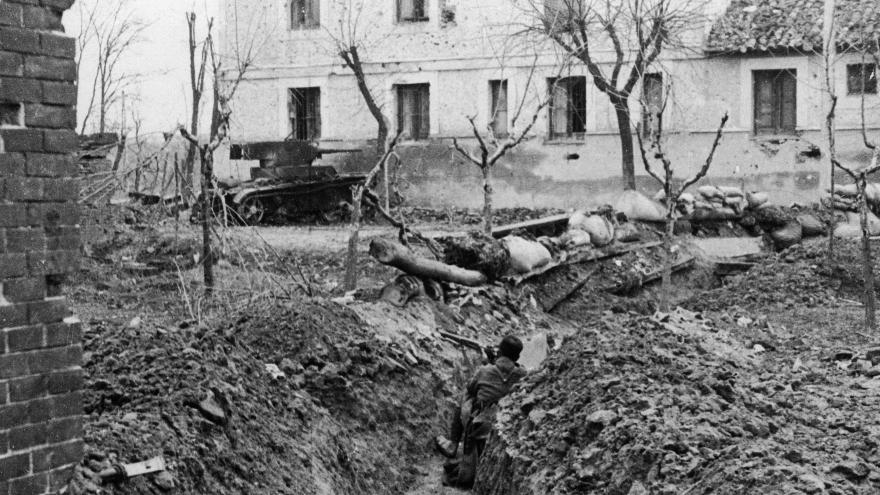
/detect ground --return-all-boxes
[66,208,880,494]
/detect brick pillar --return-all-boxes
[0,1,83,494]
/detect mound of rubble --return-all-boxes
[686,239,880,312]
[476,309,880,495]
[71,299,480,494]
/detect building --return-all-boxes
[218,0,880,209]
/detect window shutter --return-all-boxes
[550,80,569,137]
[308,0,320,27]
[289,89,299,138]
[418,85,430,138]
[312,89,321,138]
[779,71,796,132]
[753,73,774,134]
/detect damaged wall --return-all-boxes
[0,0,82,493]
[216,0,880,209]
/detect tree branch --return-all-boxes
[680,113,729,193]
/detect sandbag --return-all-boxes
[614,223,641,243]
[690,206,738,221]
[697,185,723,201]
[718,186,744,198]
[559,229,591,248]
[570,214,614,247]
[652,189,666,201]
[746,191,769,209]
[613,190,666,222]
[770,221,803,249]
[753,204,792,228]
[834,184,858,198]
[845,211,880,235]
[833,224,861,238]
[502,236,552,274]
[796,214,826,237]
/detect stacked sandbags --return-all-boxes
[614,190,666,222]
[502,236,552,274]
[691,185,745,220]
[826,182,880,238]
[567,211,615,247]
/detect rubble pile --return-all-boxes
[477,309,880,495]
[71,299,474,494]
[687,240,880,312]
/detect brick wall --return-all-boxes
[0,1,82,494]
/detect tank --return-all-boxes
[207,140,364,225]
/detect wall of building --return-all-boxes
[0,1,83,493]
[217,1,880,209]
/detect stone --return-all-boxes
[829,461,870,480]
[586,409,617,426]
[197,393,227,425]
[153,471,175,491]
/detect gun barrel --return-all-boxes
[313,148,363,155]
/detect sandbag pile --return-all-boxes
[502,235,552,274]
[688,185,749,221]
[826,183,880,239]
[615,190,666,222]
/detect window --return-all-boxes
[397,0,428,22]
[289,87,321,140]
[548,76,586,139]
[847,63,877,95]
[642,73,663,138]
[291,0,319,29]
[753,69,796,135]
[397,84,430,140]
[490,80,508,137]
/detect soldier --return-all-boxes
[435,335,527,487]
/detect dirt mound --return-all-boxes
[71,298,478,494]
[476,309,880,495]
[685,239,880,312]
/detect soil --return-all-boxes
[67,204,880,494]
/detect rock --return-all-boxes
[829,460,870,480]
[265,363,286,380]
[833,350,854,361]
[153,471,175,491]
[586,409,617,426]
[627,481,649,495]
[867,347,880,365]
[736,317,753,327]
[197,393,227,425]
[280,358,304,375]
[798,473,826,494]
[128,316,142,328]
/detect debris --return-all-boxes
[195,392,227,426]
[265,363,286,380]
[98,456,167,484]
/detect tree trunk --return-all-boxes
[343,186,364,291]
[200,146,214,295]
[184,97,199,198]
[611,95,636,191]
[858,174,876,330]
[660,198,676,312]
[482,165,493,235]
[341,46,389,155]
[370,238,488,286]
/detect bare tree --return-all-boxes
[822,0,838,259]
[451,60,564,234]
[77,0,146,134]
[326,0,392,155]
[179,10,261,296]
[183,13,212,200]
[520,0,705,190]
[637,105,728,312]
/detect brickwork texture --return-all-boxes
[0,0,82,494]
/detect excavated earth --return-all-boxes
[67,208,880,494]
[477,240,880,495]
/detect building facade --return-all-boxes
[218,0,880,209]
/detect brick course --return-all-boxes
[0,1,81,492]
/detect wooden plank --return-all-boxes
[490,213,571,238]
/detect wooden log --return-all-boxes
[490,213,570,238]
[369,238,488,286]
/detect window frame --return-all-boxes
[752,69,797,136]
[290,0,320,30]
[397,0,429,23]
[547,76,587,140]
[289,87,321,141]
[396,83,431,141]
[846,63,878,96]
[489,79,509,138]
